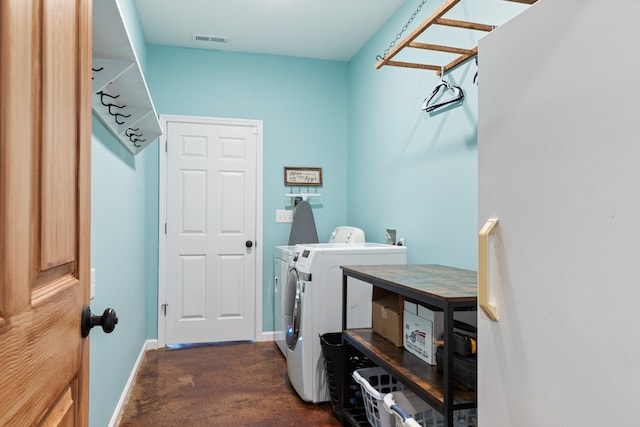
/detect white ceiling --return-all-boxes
[134,0,406,61]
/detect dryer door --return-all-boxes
[284,268,302,350]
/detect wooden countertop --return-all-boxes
[341,264,477,303]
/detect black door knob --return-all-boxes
[81,305,118,338]
[245,240,253,248]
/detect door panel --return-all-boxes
[41,387,75,427]
[165,120,258,345]
[0,0,92,425]
[41,0,78,269]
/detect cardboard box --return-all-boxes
[372,293,403,347]
[403,301,478,365]
[403,301,442,365]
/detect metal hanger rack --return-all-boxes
[375,0,537,75]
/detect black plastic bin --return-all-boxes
[320,332,375,420]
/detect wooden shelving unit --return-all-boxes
[340,264,478,427]
[344,329,477,408]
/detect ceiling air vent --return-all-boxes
[192,34,228,43]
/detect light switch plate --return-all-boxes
[90,268,96,299]
[276,209,293,223]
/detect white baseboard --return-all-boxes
[109,339,158,427]
[259,331,275,342]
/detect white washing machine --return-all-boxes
[284,242,407,403]
[273,226,366,357]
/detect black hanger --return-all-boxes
[421,66,464,113]
[473,55,478,85]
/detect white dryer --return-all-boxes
[284,243,407,403]
[273,227,365,357]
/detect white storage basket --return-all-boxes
[352,367,407,427]
[383,391,478,427]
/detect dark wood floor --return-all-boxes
[117,341,341,426]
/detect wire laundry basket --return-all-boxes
[382,391,478,427]
[384,393,423,427]
[352,367,407,427]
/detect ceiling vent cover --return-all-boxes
[192,34,228,43]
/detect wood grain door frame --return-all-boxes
[157,114,264,347]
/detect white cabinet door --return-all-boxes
[478,2,640,426]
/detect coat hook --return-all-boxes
[91,67,104,81]
[125,128,143,138]
[97,90,120,105]
[107,103,127,116]
[98,91,126,114]
[114,112,131,125]
[131,137,146,148]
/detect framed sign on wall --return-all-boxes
[284,167,323,186]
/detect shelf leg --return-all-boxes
[340,273,348,425]
[443,305,454,426]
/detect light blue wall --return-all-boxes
[116,0,147,70]
[347,3,479,269]
[90,119,152,426]
[346,0,528,269]
[144,144,159,338]
[115,0,160,339]
[89,1,156,426]
[144,46,350,332]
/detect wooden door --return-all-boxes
[0,0,92,425]
[164,118,259,345]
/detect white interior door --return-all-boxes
[163,117,261,345]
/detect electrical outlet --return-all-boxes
[276,209,293,223]
[90,268,96,299]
